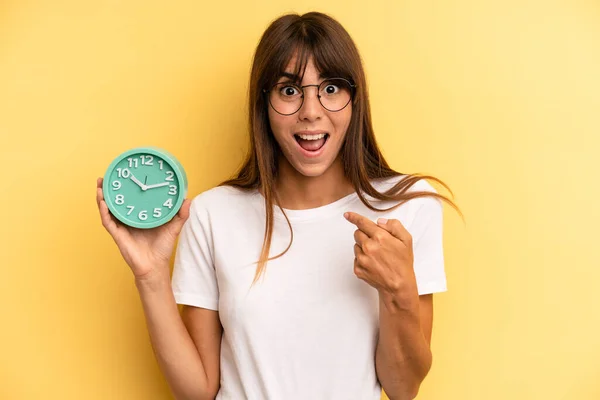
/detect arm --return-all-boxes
[135,270,222,400]
[344,187,445,400]
[376,292,433,400]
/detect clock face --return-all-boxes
[103,148,187,229]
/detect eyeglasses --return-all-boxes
[263,77,356,116]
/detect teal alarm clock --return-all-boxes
[102,146,188,229]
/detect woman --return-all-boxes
[96,11,459,400]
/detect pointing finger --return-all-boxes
[344,211,380,238]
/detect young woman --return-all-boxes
[96,11,459,400]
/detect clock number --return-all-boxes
[163,198,173,209]
[153,208,162,218]
[115,194,125,205]
[112,181,121,190]
[126,205,135,215]
[158,160,164,170]
[165,171,174,181]
[168,185,177,195]
[141,155,154,166]
[139,210,148,220]
[117,168,131,178]
[127,158,139,168]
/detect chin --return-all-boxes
[293,162,331,178]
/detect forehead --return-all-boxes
[280,55,327,82]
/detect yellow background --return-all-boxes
[1,1,599,399]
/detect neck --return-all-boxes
[273,154,355,210]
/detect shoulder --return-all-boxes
[371,174,438,195]
[370,174,443,229]
[370,174,440,211]
[188,184,259,216]
[191,184,245,204]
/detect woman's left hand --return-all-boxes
[344,212,418,300]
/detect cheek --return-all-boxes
[332,109,352,136]
[267,110,289,140]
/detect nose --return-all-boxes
[297,86,322,122]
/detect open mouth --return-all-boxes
[294,133,329,153]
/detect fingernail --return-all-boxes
[344,212,349,219]
[377,218,388,225]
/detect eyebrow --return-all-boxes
[279,72,328,82]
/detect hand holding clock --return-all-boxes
[97,147,190,281]
[96,177,191,280]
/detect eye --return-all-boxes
[279,85,301,97]
[323,83,339,94]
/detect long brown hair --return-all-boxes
[219,11,461,285]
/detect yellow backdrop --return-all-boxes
[1,1,599,399]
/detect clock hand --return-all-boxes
[130,174,148,191]
[145,181,170,190]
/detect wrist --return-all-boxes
[134,267,171,292]
[379,286,420,315]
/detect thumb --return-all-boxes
[377,217,412,243]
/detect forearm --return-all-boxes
[135,270,213,400]
[375,291,432,400]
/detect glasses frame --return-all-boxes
[262,77,357,116]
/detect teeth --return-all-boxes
[296,133,327,140]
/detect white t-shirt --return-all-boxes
[171,175,447,400]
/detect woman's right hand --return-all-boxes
[95,177,192,280]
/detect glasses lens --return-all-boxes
[318,78,353,112]
[269,83,303,115]
[267,78,354,114]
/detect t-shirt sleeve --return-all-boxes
[409,194,448,295]
[171,195,219,310]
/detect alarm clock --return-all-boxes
[102,146,188,229]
